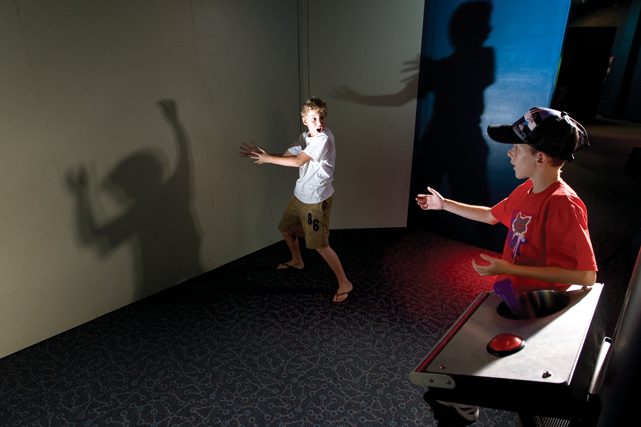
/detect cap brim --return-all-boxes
[487,125,523,144]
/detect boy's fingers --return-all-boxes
[479,253,496,262]
[476,255,496,269]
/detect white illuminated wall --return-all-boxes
[304,1,424,228]
[0,0,424,358]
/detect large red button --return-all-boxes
[487,333,526,357]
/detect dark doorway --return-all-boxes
[552,26,617,123]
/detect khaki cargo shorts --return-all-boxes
[277,195,333,249]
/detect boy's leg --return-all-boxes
[301,196,352,302]
[279,230,304,270]
[277,196,306,270]
[316,246,352,303]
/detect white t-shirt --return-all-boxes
[287,128,335,204]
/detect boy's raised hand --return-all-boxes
[416,187,444,210]
[240,141,259,158]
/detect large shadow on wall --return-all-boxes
[67,100,204,299]
[332,1,496,249]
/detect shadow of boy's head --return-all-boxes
[449,1,493,49]
[104,152,163,202]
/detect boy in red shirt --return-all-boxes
[416,107,598,421]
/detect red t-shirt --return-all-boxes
[490,179,597,292]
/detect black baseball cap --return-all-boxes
[487,107,589,162]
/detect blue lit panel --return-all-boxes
[409,0,571,251]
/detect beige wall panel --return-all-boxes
[307,0,424,229]
[17,0,220,302]
[0,1,96,358]
[0,0,421,358]
[0,123,97,358]
[193,0,301,265]
[0,0,223,357]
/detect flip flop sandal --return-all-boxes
[331,289,353,305]
[277,262,304,272]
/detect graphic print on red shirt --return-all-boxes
[507,212,532,263]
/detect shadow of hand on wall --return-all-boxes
[331,1,496,248]
[67,99,204,300]
[330,56,421,107]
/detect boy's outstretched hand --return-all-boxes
[472,253,510,276]
[240,141,259,158]
[250,147,271,164]
[239,141,272,164]
[416,187,444,210]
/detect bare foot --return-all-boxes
[277,260,305,270]
[332,281,353,303]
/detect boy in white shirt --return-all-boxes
[240,97,353,305]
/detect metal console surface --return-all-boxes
[410,283,606,418]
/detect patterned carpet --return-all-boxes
[2,115,639,427]
[0,228,523,427]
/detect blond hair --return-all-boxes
[301,97,328,117]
